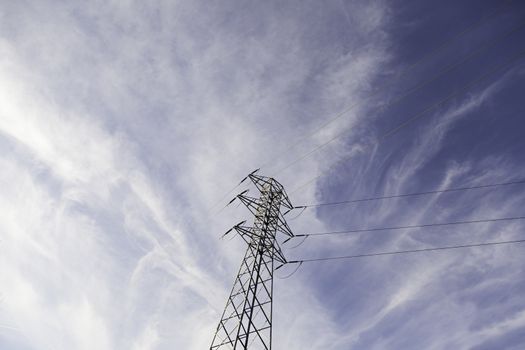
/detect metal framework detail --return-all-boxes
[210,172,294,350]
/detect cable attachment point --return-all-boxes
[226,189,249,207]
[283,234,306,244]
[276,261,303,279]
[283,205,306,216]
[220,220,246,239]
[286,235,308,249]
[239,168,260,185]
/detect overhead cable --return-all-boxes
[209,1,514,211]
[289,48,525,195]
[294,179,525,208]
[289,215,525,239]
[287,238,525,264]
[271,20,525,177]
[260,0,515,175]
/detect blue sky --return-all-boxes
[0,0,524,349]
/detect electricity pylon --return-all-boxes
[210,172,294,350]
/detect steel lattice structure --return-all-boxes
[210,172,294,350]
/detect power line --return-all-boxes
[271,20,525,177]
[260,0,514,175]
[294,179,525,208]
[289,48,525,195]
[208,182,243,213]
[291,215,525,238]
[210,1,513,210]
[208,169,261,213]
[288,238,525,264]
[394,0,513,74]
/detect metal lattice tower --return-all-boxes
[210,172,294,350]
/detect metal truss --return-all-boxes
[210,172,294,350]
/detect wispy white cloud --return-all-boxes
[0,0,394,349]
[300,62,525,348]
[2,0,523,349]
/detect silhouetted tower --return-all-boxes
[210,172,294,350]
